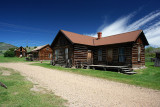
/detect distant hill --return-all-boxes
[25,47,35,53]
[0,42,17,50]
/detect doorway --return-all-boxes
[87,50,92,65]
[106,48,113,64]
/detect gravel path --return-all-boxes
[0,63,160,107]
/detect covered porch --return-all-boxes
[83,64,136,75]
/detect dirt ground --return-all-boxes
[0,63,160,107]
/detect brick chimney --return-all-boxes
[97,32,102,39]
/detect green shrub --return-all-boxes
[8,48,16,52]
[4,50,15,57]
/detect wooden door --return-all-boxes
[107,48,113,63]
[87,50,92,65]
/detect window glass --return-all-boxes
[119,48,125,62]
[55,49,59,60]
[138,46,141,61]
[65,48,68,60]
[98,49,102,61]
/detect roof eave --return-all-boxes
[60,30,74,45]
[135,30,149,46]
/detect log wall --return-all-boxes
[38,45,53,60]
[93,43,132,66]
[52,33,73,65]
[73,44,89,66]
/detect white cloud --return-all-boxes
[127,10,160,31]
[90,10,160,47]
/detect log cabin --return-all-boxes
[30,44,53,60]
[15,46,27,57]
[51,30,149,68]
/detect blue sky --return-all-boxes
[0,0,160,47]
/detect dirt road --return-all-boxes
[0,63,160,107]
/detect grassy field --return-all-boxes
[0,55,26,63]
[31,62,160,90]
[0,67,66,107]
[0,55,50,63]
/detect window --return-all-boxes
[138,46,141,61]
[98,49,102,61]
[46,48,49,50]
[55,49,59,60]
[119,48,125,62]
[49,53,51,58]
[65,48,68,60]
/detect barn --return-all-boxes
[14,46,27,57]
[30,44,53,60]
[51,30,149,69]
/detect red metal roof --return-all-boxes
[61,30,95,46]
[60,29,147,46]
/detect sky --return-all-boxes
[0,0,160,47]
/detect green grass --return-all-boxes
[31,62,160,90]
[0,55,27,63]
[0,55,50,63]
[0,67,66,107]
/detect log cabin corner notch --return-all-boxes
[51,30,149,68]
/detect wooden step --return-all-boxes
[124,72,137,75]
[122,70,131,72]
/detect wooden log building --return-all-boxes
[51,30,149,68]
[14,46,27,57]
[30,44,53,60]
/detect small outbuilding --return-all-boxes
[14,46,27,57]
[154,52,160,67]
[30,44,53,60]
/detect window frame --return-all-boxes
[65,48,68,60]
[48,53,51,58]
[98,49,102,61]
[119,47,125,62]
[55,49,59,61]
[138,45,141,61]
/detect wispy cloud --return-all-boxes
[5,40,45,47]
[90,10,160,47]
[0,22,54,33]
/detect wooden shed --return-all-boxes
[14,46,27,57]
[30,44,53,60]
[51,30,149,68]
[154,52,160,67]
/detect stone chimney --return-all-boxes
[97,32,102,39]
